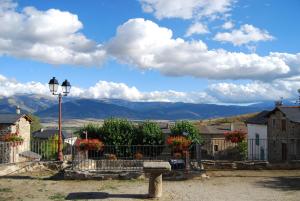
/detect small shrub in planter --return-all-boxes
[224,130,246,143]
[173,152,182,159]
[166,135,191,152]
[107,154,117,160]
[134,152,143,160]
[1,134,24,146]
[75,139,104,151]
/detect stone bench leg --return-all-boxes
[148,172,162,198]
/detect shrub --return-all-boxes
[134,152,143,160]
[170,121,201,144]
[224,130,246,143]
[75,139,104,151]
[101,118,134,146]
[1,134,24,143]
[133,121,164,145]
[107,154,117,160]
[166,135,191,152]
[77,123,102,140]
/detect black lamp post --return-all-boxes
[48,77,71,161]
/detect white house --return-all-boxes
[246,111,270,161]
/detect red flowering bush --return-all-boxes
[224,130,246,143]
[75,139,104,151]
[0,133,24,143]
[166,135,191,151]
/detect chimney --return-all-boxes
[16,105,21,115]
[275,97,283,107]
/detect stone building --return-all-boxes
[0,109,34,163]
[266,106,300,162]
[196,122,247,159]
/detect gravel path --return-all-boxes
[0,170,299,201]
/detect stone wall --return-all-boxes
[267,111,300,162]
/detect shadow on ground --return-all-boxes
[256,177,300,191]
[0,171,64,181]
[65,192,147,200]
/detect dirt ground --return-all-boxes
[0,170,299,201]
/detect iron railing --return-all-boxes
[1,138,300,169]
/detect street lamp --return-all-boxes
[48,77,71,161]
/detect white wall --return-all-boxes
[247,124,268,160]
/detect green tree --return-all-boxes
[28,114,42,134]
[101,118,134,146]
[133,121,164,145]
[171,121,201,144]
[76,123,102,139]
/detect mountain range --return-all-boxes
[0,94,295,120]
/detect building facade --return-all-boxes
[246,111,269,161]
[267,107,300,162]
[0,113,32,163]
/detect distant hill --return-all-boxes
[35,98,278,120]
[1,94,295,120]
[0,94,56,113]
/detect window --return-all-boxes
[272,119,276,128]
[255,134,260,146]
[214,145,219,152]
[282,119,286,131]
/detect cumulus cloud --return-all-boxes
[139,0,235,20]
[185,22,209,36]
[0,74,49,97]
[2,74,300,104]
[0,74,216,103]
[0,0,106,65]
[222,21,234,29]
[214,24,274,46]
[107,18,300,81]
[208,77,300,103]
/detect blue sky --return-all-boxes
[0,0,300,104]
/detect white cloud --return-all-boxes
[0,74,49,97]
[107,18,299,81]
[0,74,216,103]
[214,24,274,46]
[185,22,209,36]
[222,21,234,29]
[139,0,235,20]
[208,77,300,103]
[0,0,106,65]
[2,73,300,104]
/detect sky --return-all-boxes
[0,0,300,104]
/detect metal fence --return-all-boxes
[0,140,72,164]
[1,138,300,170]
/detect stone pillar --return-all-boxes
[143,161,171,199]
[148,172,163,198]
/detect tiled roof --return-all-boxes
[32,129,74,139]
[277,106,300,123]
[0,114,32,124]
[246,111,270,125]
[197,122,247,135]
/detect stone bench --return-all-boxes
[143,161,171,198]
